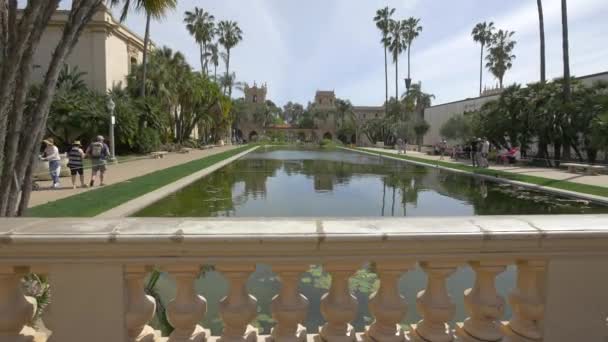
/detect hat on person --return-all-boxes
[96,135,104,142]
[42,138,54,145]
[73,140,82,146]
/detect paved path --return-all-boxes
[362,147,608,188]
[29,145,238,208]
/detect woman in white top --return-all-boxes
[41,138,61,188]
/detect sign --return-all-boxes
[111,116,116,125]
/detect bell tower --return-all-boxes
[244,81,267,104]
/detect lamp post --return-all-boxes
[404,78,412,96]
[107,98,116,162]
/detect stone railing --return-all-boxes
[1,215,608,342]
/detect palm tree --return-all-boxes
[387,19,407,101]
[184,7,215,74]
[402,17,422,92]
[561,0,571,101]
[116,0,177,99]
[217,20,243,97]
[374,7,396,116]
[537,0,546,83]
[485,29,516,88]
[206,43,220,81]
[472,22,495,95]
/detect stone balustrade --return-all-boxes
[1,215,608,342]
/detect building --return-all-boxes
[30,5,146,93]
[423,71,608,145]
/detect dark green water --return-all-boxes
[136,147,607,217]
[136,147,608,334]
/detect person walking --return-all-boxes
[475,138,484,168]
[481,138,491,168]
[396,138,404,154]
[470,138,478,167]
[86,135,111,187]
[439,139,447,160]
[67,140,86,189]
[40,138,61,188]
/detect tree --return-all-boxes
[374,6,395,117]
[206,43,220,81]
[0,0,127,217]
[537,0,546,83]
[486,29,516,88]
[561,0,571,101]
[217,20,243,97]
[440,115,473,143]
[282,102,305,124]
[472,22,495,95]
[402,17,422,91]
[387,19,407,101]
[116,0,177,99]
[184,7,215,74]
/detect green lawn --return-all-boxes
[353,147,608,198]
[28,146,252,217]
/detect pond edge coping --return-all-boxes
[343,146,608,206]
[95,146,259,218]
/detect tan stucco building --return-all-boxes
[31,6,146,93]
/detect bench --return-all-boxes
[561,162,607,176]
[149,151,168,159]
[177,148,193,154]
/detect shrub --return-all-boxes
[135,127,161,154]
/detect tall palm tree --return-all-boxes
[374,7,396,116]
[537,0,546,83]
[403,17,422,92]
[116,0,177,99]
[472,22,495,95]
[206,43,220,81]
[217,20,243,97]
[387,19,407,101]
[561,0,571,101]
[184,7,215,74]
[485,29,516,89]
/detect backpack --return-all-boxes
[90,142,104,158]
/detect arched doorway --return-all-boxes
[323,132,333,140]
[338,134,348,144]
[249,131,258,142]
[297,132,306,142]
[351,134,357,145]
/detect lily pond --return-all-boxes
[135,147,608,334]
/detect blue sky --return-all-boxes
[109,0,608,107]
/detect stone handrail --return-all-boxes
[1,215,608,342]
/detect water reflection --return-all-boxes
[136,147,607,217]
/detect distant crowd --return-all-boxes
[432,138,522,168]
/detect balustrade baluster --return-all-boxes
[217,264,258,342]
[502,260,545,341]
[166,265,209,342]
[125,265,160,342]
[456,261,507,342]
[364,261,413,342]
[412,262,459,342]
[0,266,36,341]
[267,264,309,342]
[316,262,359,342]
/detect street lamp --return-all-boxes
[106,98,116,162]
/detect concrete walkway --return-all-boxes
[29,145,238,208]
[362,147,608,188]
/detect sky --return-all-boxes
[106,0,608,107]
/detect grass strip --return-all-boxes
[27,146,251,217]
[354,148,608,198]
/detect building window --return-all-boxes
[253,95,257,103]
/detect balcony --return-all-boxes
[1,215,608,342]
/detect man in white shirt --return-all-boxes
[41,138,61,188]
[481,138,491,168]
